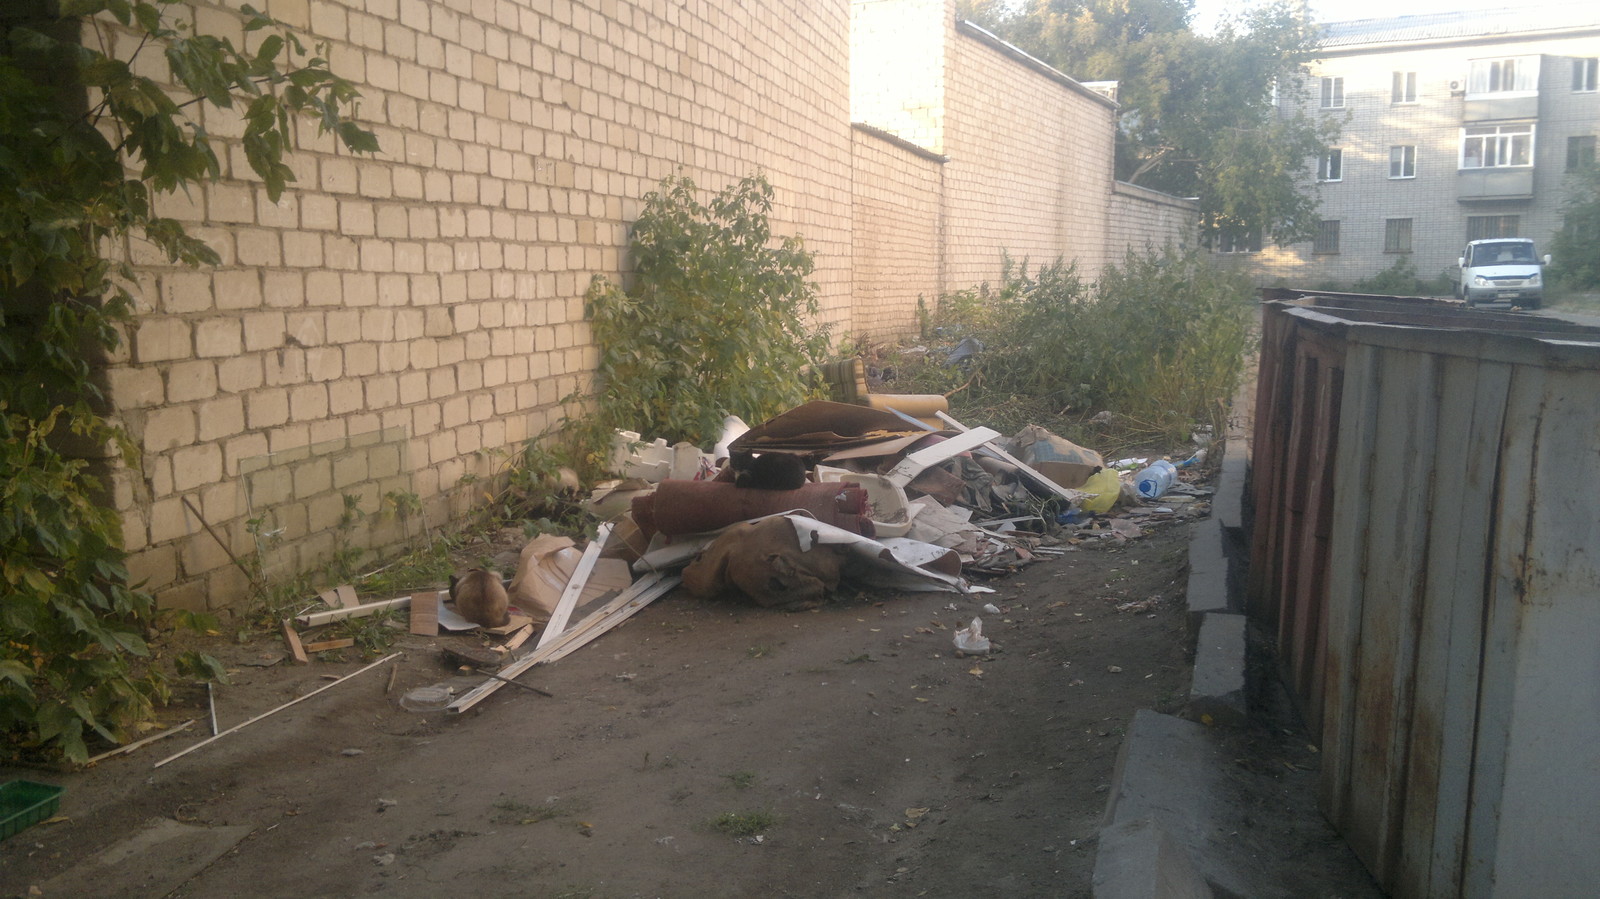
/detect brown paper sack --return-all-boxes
[508,535,634,619]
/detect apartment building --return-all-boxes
[1240,6,1600,287]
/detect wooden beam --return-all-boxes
[448,573,677,714]
[302,638,356,653]
[153,653,402,769]
[282,619,308,664]
[535,523,612,649]
[296,595,423,628]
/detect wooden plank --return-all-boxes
[499,623,534,652]
[1319,342,1382,829]
[448,573,677,714]
[483,615,535,636]
[1344,348,1440,891]
[297,595,418,628]
[535,524,612,649]
[154,653,402,769]
[302,638,356,653]
[408,591,439,636]
[335,584,360,608]
[933,412,1082,504]
[282,619,308,664]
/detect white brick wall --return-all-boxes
[101,0,1194,613]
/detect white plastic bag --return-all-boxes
[954,617,991,653]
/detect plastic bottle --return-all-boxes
[1134,459,1177,499]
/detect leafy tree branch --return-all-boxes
[0,0,375,763]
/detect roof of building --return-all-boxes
[1318,6,1600,50]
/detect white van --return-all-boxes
[1456,238,1550,308]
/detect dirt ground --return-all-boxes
[0,509,1377,898]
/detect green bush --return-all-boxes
[901,248,1255,442]
[1348,256,1454,297]
[573,174,830,467]
[1550,163,1600,291]
[0,1,373,763]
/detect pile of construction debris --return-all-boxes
[271,394,1210,721]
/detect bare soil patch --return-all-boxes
[3,520,1198,898]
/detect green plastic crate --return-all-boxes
[0,780,64,841]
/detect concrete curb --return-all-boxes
[1093,405,1253,898]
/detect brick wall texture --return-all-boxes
[103,0,1196,613]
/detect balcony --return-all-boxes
[1458,167,1534,201]
[1463,94,1539,122]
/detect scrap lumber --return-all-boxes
[302,638,356,653]
[935,411,1084,505]
[153,653,402,769]
[281,619,309,664]
[408,591,439,636]
[297,595,420,628]
[498,623,534,652]
[447,573,679,714]
[535,523,613,649]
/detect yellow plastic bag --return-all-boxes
[1078,468,1121,514]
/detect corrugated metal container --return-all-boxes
[1248,291,1600,897]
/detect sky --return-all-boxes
[1190,0,1552,33]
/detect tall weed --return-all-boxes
[904,249,1254,442]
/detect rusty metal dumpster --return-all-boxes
[1248,290,1600,898]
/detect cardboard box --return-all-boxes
[1035,461,1099,490]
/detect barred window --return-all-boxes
[1466,215,1519,241]
[1312,220,1340,255]
[1384,219,1413,254]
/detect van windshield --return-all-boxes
[1472,243,1536,265]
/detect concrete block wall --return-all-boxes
[105,0,855,613]
[850,124,945,340]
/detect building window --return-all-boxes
[1384,218,1413,254]
[1467,56,1539,96]
[1467,215,1520,241]
[1215,228,1263,254]
[1392,71,1418,103]
[1319,149,1344,182]
[1389,146,1417,179]
[1461,124,1533,169]
[1575,57,1599,92]
[1313,220,1340,255]
[1569,135,1598,171]
[1320,76,1344,108]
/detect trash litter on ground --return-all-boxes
[201,388,1217,739]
